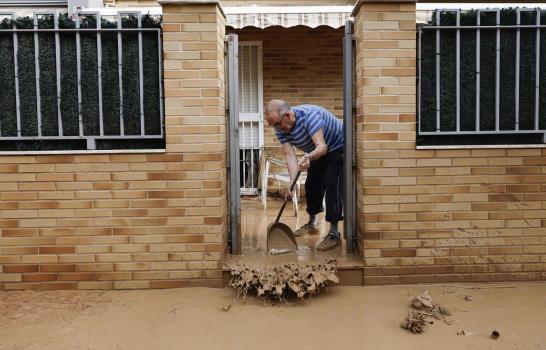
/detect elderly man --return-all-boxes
[265,99,344,251]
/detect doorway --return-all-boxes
[227,22,356,259]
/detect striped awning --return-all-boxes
[224,6,353,29]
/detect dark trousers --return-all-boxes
[305,150,343,223]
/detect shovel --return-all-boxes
[266,171,301,254]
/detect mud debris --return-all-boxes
[457,330,474,336]
[410,290,451,319]
[401,311,427,334]
[401,291,452,334]
[491,330,500,339]
[228,260,338,302]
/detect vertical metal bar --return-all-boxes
[54,12,62,136]
[343,20,354,253]
[33,14,42,137]
[12,14,21,137]
[240,45,245,113]
[535,9,540,131]
[157,29,164,137]
[248,45,252,111]
[75,14,83,136]
[436,10,441,131]
[250,121,254,189]
[455,10,461,131]
[495,10,500,131]
[117,13,124,136]
[242,121,246,189]
[515,9,521,131]
[418,28,422,133]
[97,13,104,136]
[137,13,145,136]
[227,33,241,254]
[476,10,481,131]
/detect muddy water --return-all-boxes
[239,198,358,266]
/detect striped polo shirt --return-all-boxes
[275,104,344,154]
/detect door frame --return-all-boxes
[227,24,356,254]
[227,33,241,254]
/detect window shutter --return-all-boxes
[238,44,260,148]
[238,45,259,113]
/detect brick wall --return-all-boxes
[354,1,546,284]
[0,2,227,290]
[228,26,344,177]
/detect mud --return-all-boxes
[228,260,338,301]
[402,291,452,334]
[1,283,545,350]
[0,290,112,328]
[266,222,298,253]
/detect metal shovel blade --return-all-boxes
[266,222,298,254]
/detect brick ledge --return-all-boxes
[158,0,225,17]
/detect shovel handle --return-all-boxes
[275,171,301,223]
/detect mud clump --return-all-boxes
[410,290,452,319]
[401,290,452,334]
[228,260,338,302]
[401,311,427,334]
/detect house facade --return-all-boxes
[0,0,545,290]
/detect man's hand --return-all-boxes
[280,184,293,200]
[298,153,310,171]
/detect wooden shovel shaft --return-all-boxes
[274,171,301,223]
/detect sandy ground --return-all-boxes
[1,282,546,350]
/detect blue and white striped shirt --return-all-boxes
[275,104,344,154]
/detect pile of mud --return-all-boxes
[401,291,452,334]
[228,260,338,302]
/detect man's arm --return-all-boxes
[298,129,327,171]
[307,129,327,161]
[282,142,299,182]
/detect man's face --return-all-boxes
[267,111,291,133]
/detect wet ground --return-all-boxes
[239,197,361,267]
[1,283,545,349]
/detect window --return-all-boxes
[418,8,546,146]
[0,11,164,151]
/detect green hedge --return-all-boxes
[0,14,162,150]
[419,8,546,143]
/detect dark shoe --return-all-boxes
[293,223,320,237]
[317,233,341,251]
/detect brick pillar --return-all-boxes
[159,0,228,285]
[352,1,417,284]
